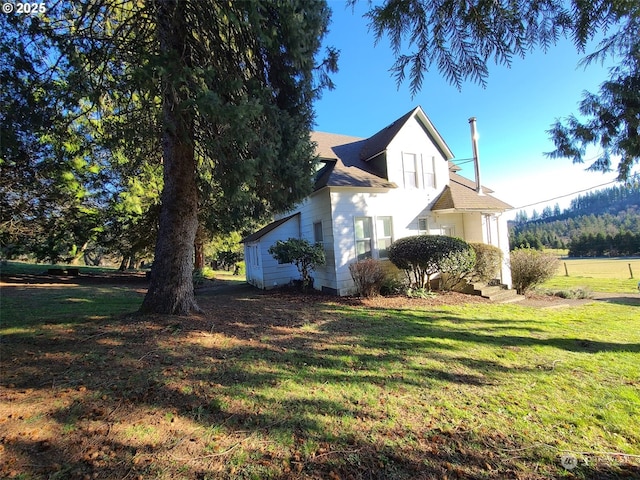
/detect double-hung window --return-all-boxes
[422,156,436,188]
[355,216,393,260]
[418,217,429,234]
[402,153,418,189]
[376,216,393,259]
[313,221,323,244]
[354,217,373,260]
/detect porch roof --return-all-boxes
[432,173,512,212]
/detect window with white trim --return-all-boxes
[441,225,456,237]
[422,155,436,188]
[418,217,429,234]
[313,221,323,244]
[354,217,373,260]
[376,216,393,259]
[402,152,418,189]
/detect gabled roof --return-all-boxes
[431,173,512,212]
[359,106,454,161]
[313,132,363,160]
[309,107,508,211]
[241,213,300,243]
[311,131,397,190]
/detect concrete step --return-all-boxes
[485,289,525,303]
[466,281,525,303]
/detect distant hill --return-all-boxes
[509,183,640,257]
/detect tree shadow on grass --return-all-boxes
[2,288,639,479]
[316,307,640,354]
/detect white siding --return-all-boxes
[386,117,450,196]
[244,242,263,288]
[294,190,335,292]
[270,190,336,292]
[328,187,463,295]
[463,212,484,243]
[247,113,513,294]
[244,216,300,290]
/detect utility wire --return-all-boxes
[513,180,619,210]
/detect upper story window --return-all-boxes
[402,152,418,189]
[403,152,436,189]
[422,156,436,189]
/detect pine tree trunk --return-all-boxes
[194,223,207,273]
[194,239,205,273]
[140,0,201,315]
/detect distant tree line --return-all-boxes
[569,231,640,257]
[509,183,640,256]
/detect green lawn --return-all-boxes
[540,257,640,293]
[1,271,638,479]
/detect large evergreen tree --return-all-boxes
[1,1,337,314]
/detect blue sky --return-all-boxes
[313,2,622,219]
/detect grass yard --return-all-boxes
[541,257,640,293]
[1,268,639,479]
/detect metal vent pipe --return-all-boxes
[468,117,484,195]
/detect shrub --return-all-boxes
[268,238,325,291]
[439,244,476,291]
[388,235,440,289]
[470,243,503,282]
[388,235,475,291]
[349,258,385,297]
[379,274,407,296]
[510,248,560,294]
[406,287,436,299]
[546,287,593,299]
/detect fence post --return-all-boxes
[629,263,634,279]
[564,262,569,277]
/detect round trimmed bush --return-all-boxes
[388,235,475,290]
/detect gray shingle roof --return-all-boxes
[311,132,397,190]
[431,173,512,211]
[359,108,416,161]
[309,107,510,212]
[241,213,300,243]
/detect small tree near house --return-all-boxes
[268,238,325,291]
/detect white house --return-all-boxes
[242,106,513,295]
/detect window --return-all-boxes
[418,217,429,234]
[376,216,393,259]
[441,225,456,237]
[422,156,435,188]
[313,221,323,243]
[354,217,373,260]
[402,152,418,189]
